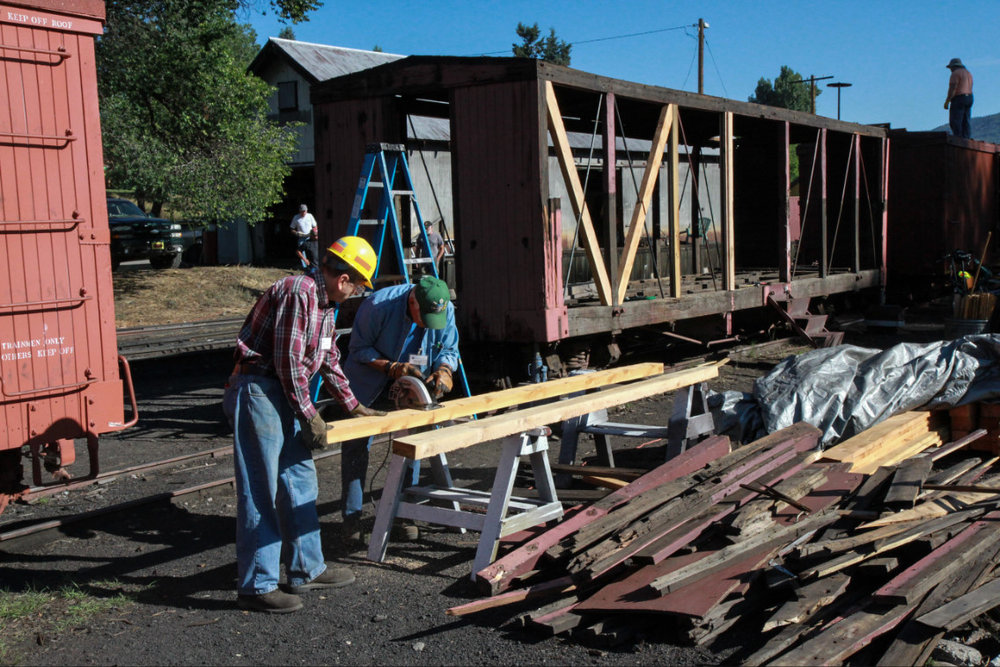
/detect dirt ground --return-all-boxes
[0,339,813,666]
[0,265,956,665]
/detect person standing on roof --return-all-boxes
[945,57,974,139]
[290,203,319,268]
[339,276,460,544]
[223,236,385,614]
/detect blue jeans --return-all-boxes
[342,435,419,519]
[950,94,973,139]
[223,374,327,595]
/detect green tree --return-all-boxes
[278,26,296,39]
[748,65,818,112]
[512,22,571,66]
[98,0,300,225]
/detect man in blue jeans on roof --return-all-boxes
[341,276,460,543]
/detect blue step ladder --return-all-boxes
[344,142,472,398]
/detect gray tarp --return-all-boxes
[710,334,1000,447]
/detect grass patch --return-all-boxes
[0,580,140,663]
[113,265,295,328]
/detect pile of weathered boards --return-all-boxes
[450,409,1000,665]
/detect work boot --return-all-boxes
[341,515,366,548]
[285,563,355,594]
[391,522,420,541]
[237,589,303,614]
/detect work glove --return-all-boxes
[302,413,332,451]
[426,365,453,400]
[387,361,424,381]
[350,404,387,417]
[368,358,424,380]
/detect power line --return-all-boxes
[704,38,729,98]
[473,23,690,56]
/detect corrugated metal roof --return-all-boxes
[254,38,404,83]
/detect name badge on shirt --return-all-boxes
[320,337,333,351]
[409,353,428,366]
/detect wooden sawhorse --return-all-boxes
[367,427,563,579]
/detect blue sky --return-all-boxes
[242,0,997,133]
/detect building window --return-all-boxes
[277,81,298,111]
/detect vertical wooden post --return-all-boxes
[669,108,681,298]
[604,93,618,306]
[691,147,703,276]
[721,111,735,291]
[852,135,861,272]
[819,128,828,279]
[881,137,890,289]
[779,122,792,283]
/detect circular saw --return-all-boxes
[388,375,442,410]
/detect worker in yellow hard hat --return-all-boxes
[222,234,384,614]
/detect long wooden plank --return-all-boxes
[914,576,1000,631]
[883,457,933,509]
[545,80,612,305]
[873,510,1000,605]
[770,603,917,666]
[393,362,724,460]
[876,541,1000,666]
[614,103,673,304]
[763,573,851,632]
[445,576,576,616]
[323,362,663,445]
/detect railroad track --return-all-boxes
[116,318,353,360]
[0,447,345,549]
[116,317,245,360]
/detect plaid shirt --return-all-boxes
[234,269,358,421]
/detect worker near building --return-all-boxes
[223,236,384,614]
[944,58,974,139]
[340,276,459,542]
[423,220,446,274]
[290,203,319,268]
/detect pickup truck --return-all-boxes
[107,197,184,270]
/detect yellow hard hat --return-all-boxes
[326,236,376,288]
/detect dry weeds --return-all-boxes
[113,266,297,328]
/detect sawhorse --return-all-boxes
[556,381,715,486]
[368,428,563,579]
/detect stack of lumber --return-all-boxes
[449,418,1000,664]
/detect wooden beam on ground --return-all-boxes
[915,576,1000,631]
[393,362,725,460]
[324,362,663,445]
[445,576,576,616]
[763,573,850,632]
[876,541,1000,666]
[873,510,1000,605]
[883,457,933,510]
[615,104,673,304]
[545,80,612,305]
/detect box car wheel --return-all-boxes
[149,253,181,269]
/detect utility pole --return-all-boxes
[792,74,833,114]
[697,18,708,94]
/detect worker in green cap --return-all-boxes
[339,276,460,543]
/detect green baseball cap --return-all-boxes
[414,276,450,329]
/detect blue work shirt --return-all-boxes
[344,283,460,407]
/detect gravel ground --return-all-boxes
[0,329,920,666]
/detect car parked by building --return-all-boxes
[107,197,184,269]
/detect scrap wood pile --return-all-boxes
[449,408,1000,665]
